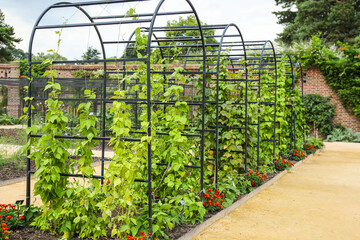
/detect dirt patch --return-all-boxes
[0,128,27,145]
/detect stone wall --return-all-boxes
[302,66,360,132]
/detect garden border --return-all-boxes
[178,147,323,240]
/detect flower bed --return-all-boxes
[4,146,324,240]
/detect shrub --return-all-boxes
[288,149,306,161]
[303,94,336,136]
[274,158,294,171]
[246,170,267,187]
[303,144,317,155]
[0,114,22,125]
[306,136,324,149]
[0,204,40,240]
[282,35,360,120]
[326,128,360,142]
[202,188,226,212]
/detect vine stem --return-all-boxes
[152,163,170,201]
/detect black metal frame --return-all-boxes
[244,40,278,170]
[26,0,208,236]
[294,61,306,145]
[23,0,306,238]
[183,23,249,187]
[276,54,296,152]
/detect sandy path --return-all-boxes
[190,142,360,240]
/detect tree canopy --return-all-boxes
[273,0,360,45]
[0,10,21,63]
[82,46,101,63]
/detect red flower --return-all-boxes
[208,189,211,192]
[340,46,345,51]
[358,54,360,57]
[203,202,206,206]
[20,75,24,78]
[6,216,11,220]
[19,215,24,220]
[148,232,152,236]
[106,179,110,185]
[220,206,223,209]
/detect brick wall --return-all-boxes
[302,66,360,132]
[0,62,21,117]
[7,62,21,117]
[1,62,360,131]
[0,64,11,79]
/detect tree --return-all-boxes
[11,48,28,60]
[0,9,21,62]
[32,52,67,62]
[165,15,217,56]
[81,46,101,63]
[273,0,360,45]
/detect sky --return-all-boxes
[0,0,284,60]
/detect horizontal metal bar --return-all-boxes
[92,10,193,19]
[50,0,149,8]
[29,170,104,179]
[148,24,228,31]
[217,78,247,82]
[210,125,246,130]
[156,163,201,169]
[218,149,245,154]
[30,58,146,65]
[35,19,152,29]
[134,178,149,183]
[29,134,141,142]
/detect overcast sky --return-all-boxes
[1,0,284,59]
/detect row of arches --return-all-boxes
[26,0,305,236]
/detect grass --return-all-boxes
[0,147,26,170]
[0,128,27,145]
[0,128,27,170]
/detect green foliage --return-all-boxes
[0,146,25,169]
[282,35,360,120]
[326,128,360,143]
[288,149,306,161]
[274,0,360,45]
[23,17,310,239]
[0,128,26,145]
[274,158,294,171]
[0,86,8,115]
[246,170,267,187]
[0,10,21,63]
[0,114,21,125]
[306,136,324,149]
[19,52,67,77]
[303,94,336,136]
[81,46,101,63]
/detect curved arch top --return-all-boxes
[28,1,106,65]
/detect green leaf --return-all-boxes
[120,224,129,233]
